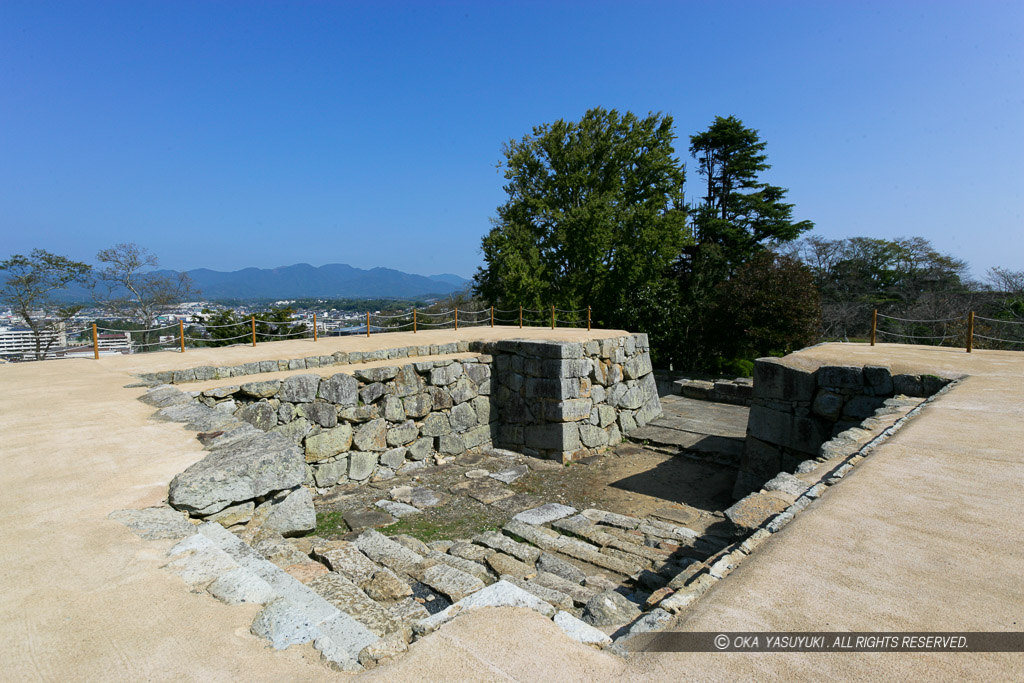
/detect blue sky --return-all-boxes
[2,1,1021,280]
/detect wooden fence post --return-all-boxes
[967,311,974,353]
[92,323,98,360]
[491,306,494,328]
[587,306,591,332]
[870,309,877,346]
[179,319,185,353]
[455,308,459,331]
[366,312,370,338]
[251,316,256,347]
[413,308,417,333]
[313,313,317,341]
[519,306,523,329]
[551,305,555,330]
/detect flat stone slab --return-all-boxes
[390,486,446,508]
[108,506,195,540]
[512,503,577,526]
[464,469,490,479]
[420,563,486,602]
[473,530,541,563]
[344,508,397,531]
[553,610,612,647]
[489,465,529,484]
[312,541,382,584]
[308,573,399,637]
[374,500,421,518]
[724,493,789,536]
[251,598,319,650]
[649,507,699,527]
[413,580,556,635]
[353,529,424,574]
[450,478,514,504]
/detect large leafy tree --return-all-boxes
[689,115,813,266]
[0,249,92,360]
[474,108,689,334]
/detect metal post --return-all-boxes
[313,312,317,341]
[366,311,370,338]
[455,307,459,331]
[519,305,523,329]
[92,323,98,360]
[551,305,555,330]
[870,309,877,346]
[967,311,974,353]
[413,309,417,333]
[179,319,185,353]
[491,306,494,328]
[587,306,591,331]
[251,315,256,347]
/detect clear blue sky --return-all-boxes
[2,0,1021,280]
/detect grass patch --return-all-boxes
[381,511,502,543]
[315,509,350,537]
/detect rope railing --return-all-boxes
[870,309,1023,353]
[80,303,594,358]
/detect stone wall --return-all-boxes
[734,356,953,497]
[196,356,496,491]
[490,335,661,462]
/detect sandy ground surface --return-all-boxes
[2,338,1022,682]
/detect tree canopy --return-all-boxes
[474,107,689,329]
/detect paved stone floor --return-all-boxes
[2,337,1022,681]
[630,395,748,463]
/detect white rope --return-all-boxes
[975,315,1024,326]
[877,329,951,341]
[974,334,1024,344]
[876,313,962,323]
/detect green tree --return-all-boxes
[689,116,813,266]
[191,307,306,346]
[0,249,92,360]
[715,251,821,360]
[474,107,689,339]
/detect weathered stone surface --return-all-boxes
[354,529,424,574]
[428,386,453,411]
[391,486,445,508]
[462,424,492,449]
[414,580,554,636]
[421,563,486,602]
[279,374,320,403]
[354,419,388,452]
[250,598,319,649]
[308,573,399,637]
[379,447,407,469]
[420,413,451,437]
[344,508,396,530]
[533,571,598,606]
[500,575,574,610]
[392,365,423,398]
[207,500,255,527]
[582,590,641,626]
[450,478,513,504]
[402,393,432,419]
[512,503,577,526]
[312,541,381,583]
[236,402,277,431]
[348,452,380,481]
[319,373,359,406]
[622,607,673,636]
[438,433,466,455]
[271,417,311,443]
[623,352,653,381]
[818,365,864,391]
[284,562,331,584]
[763,472,810,498]
[263,487,316,537]
[485,552,536,579]
[361,568,413,602]
[375,499,420,518]
[489,464,528,484]
[386,420,418,447]
[354,365,399,383]
[382,395,406,422]
[407,437,433,461]
[724,492,789,536]
[385,596,430,627]
[553,610,612,647]
[109,506,196,540]
[240,380,281,399]
[169,433,305,516]
[474,531,541,563]
[360,383,387,405]
[298,402,337,428]
[536,553,587,584]
[358,630,409,669]
[313,458,348,487]
[525,423,580,452]
[753,357,817,402]
[864,365,894,395]
[449,402,477,433]
[305,424,353,463]
[578,424,609,448]
[207,567,278,605]
[430,363,463,386]
[812,390,844,420]
[449,541,494,563]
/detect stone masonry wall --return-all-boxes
[491,334,661,462]
[735,356,952,497]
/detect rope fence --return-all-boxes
[77,304,594,359]
[870,309,1024,353]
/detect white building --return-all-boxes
[0,325,66,360]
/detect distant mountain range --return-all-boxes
[54,263,472,301]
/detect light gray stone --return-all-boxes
[763,471,810,497]
[354,419,388,452]
[407,437,433,461]
[308,573,399,637]
[353,529,424,574]
[240,380,281,399]
[489,465,528,484]
[383,395,406,422]
[235,402,277,431]
[250,598,319,649]
[169,433,305,516]
[402,393,432,419]
[263,487,316,537]
[473,530,541,563]
[354,365,399,383]
[553,610,612,647]
[298,402,337,428]
[374,499,420,518]
[305,424,353,463]
[380,447,407,469]
[319,373,359,406]
[420,413,451,437]
[414,580,555,635]
[386,420,418,447]
[513,503,577,526]
[578,424,609,448]
[450,402,477,433]
[279,374,320,403]
[313,459,348,487]
[582,590,641,626]
[207,567,279,605]
[108,506,195,540]
[348,452,379,481]
[421,563,486,602]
